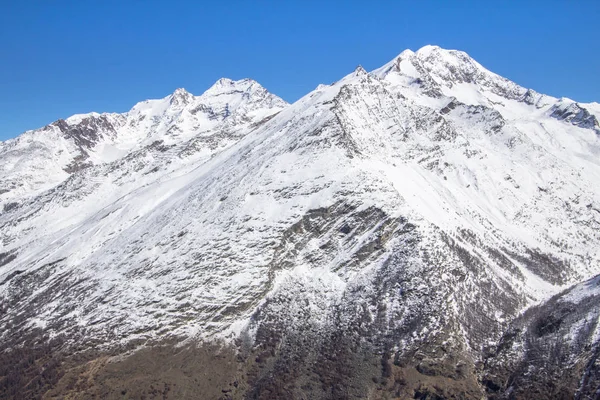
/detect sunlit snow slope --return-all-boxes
[1,46,600,398]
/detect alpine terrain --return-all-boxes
[1,45,600,399]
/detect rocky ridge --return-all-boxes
[1,45,600,399]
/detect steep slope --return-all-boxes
[483,273,600,399]
[1,46,600,399]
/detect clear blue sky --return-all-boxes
[1,1,599,140]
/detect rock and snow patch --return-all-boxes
[0,46,599,364]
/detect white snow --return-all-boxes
[562,275,600,304]
[1,45,599,347]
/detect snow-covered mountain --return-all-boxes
[0,78,286,203]
[1,45,600,399]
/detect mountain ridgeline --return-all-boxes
[1,46,600,399]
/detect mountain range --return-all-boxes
[1,45,600,399]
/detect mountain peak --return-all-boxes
[170,87,194,106]
[415,44,442,56]
[204,77,260,97]
[213,77,235,87]
[354,65,367,75]
[413,45,475,67]
[172,87,191,96]
[373,45,476,79]
[372,44,534,104]
[64,112,102,125]
[396,48,415,59]
[199,77,287,110]
[212,77,257,88]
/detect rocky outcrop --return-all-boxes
[483,274,600,399]
[550,102,600,131]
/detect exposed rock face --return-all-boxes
[483,274,600,399]
[550,101,600,131]
[1,46,600,399]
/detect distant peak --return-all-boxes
[413,45,476,63]
[170,87,194,106]
[410,45,485,75]
[65,112,102,125]
[205,78,260,96]
[354,65,367,76]
[397,49,415,59]
[173,87,192,96]
[415,44,442,56]
[214,77,257,87]
[214,77,235,87]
